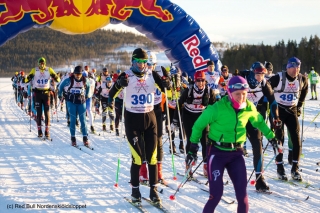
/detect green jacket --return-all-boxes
[190,96,275,151]
[308,71,319,84]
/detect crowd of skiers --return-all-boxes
[11,49,319,213]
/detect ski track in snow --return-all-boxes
[0,78,320,213]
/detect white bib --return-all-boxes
[33,68,50,89]
[274,72,300,106]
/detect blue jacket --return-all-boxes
[58,77,90,104]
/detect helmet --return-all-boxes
[170,65,177,75]
[15,71,18,75]
[73,66,82,74]
[116,69,121,74]
[132,48,148,62]
[250,62,267,74]
[194,70,205,80]
[84,65,89,70]
[38,57,46,64]
[82,71,88,77]
[92,68,96,73]
[147,51,157,65]
[106,77,112,82]
[20,71,25,76]
[264,62,273,71]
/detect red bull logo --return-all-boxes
[0,0,173,33]
[182,34,209,70]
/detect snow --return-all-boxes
[0,78,320,213]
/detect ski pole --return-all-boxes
[164,85,177,180]
[172,74,187,158]
[169,160,194,201]
[115,87,126,187]
[301,103,305,143]
[29,93,32,132]
[247,141,270,184]
[303,111,320,133]
[181,158,206,188]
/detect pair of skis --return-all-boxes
[124,197,170,213]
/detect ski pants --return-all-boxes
[33,90,50,130]
[183,109,208,159]
[246,103,267,174]
[154,103,163,162]
[125,110,158,187]
[86,97,93,127]
[204,145,248,213]
[67,101,87,137]
[277,105,301,170]
[311,84,317,97]
[101,96,114,125]
[115,100,123,129]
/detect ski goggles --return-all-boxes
[147,62,156,66]
[228,83,249,89]
[133,57,148,64]
[196,79,205,82]
[287,61,301,68]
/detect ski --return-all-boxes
[124,197,148,213]
[73,145,94,150]
[266,175,319,190]
[199,188,235,204]
[142,197,170,213]
[177,172,202,184]
[252,190,310,202]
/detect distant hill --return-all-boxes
[0,28,157,77]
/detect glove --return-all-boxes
[118,75,129,87]
[273,119,283,141]
[185,143,199,166]
[215,94,221,101]
[220,82,226,87]
[170,123,178,131]
[58,96,62,101]
[297,107,301,117]
[161,76,171,89]
[268,138,283,154]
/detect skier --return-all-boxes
[172,70,216,177]
[58,66,91,146]
[24,57,60,138]
[308,67,319,100]
[240,62,282,191]
[268,57,308,181]
[83,71,96,133]
[108,48,170,205]
[205,60,222,100]
[188,76,276,213]
[11,72,19,102]
[139,51,168,184]
[219,65,233,97]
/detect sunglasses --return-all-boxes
[133,57,148,64]
[147,63,155,66]
[196,79,205,82]
[222,69,228,72]
[228,83,249,89]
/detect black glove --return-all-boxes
[220,82,226,87]
[185,143,199,166]
[118,75,128,87]
[273,119,283,141]
[297,107,301,117]
[268,138,283,154]
[161,76,171,89]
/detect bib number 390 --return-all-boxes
[279,94,296,101]
[131,94,153,105]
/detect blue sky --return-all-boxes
[104,0,320,45]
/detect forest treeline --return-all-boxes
[219,35,320,74]
[0,28,157,77]
[0,26,319,77]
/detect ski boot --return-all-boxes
[131,187,141,205]
[169,144,177,154]
[110,124,114,131]
[243,148,249,157]
[38,129,43,138]
[71,136,77,146]
[76,119,79,127]
[83,136,89,147]
[90,126,95,133]
[102,124,107,132]
[44,131,50,139]
[255,174,270,192]
[115,129,119,136]
[310,97,314,100]
[150,186,161,205]
[291,163,303,181]
[157,162,167,185]
[139,162,149,185]
[179,142,185,154]
[277,164,288,180]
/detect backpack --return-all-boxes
[186,83,210,106]
[67,75,87,93]
[274,71,303,93]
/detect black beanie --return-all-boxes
[265,62,273,71]
[132,48,148,61]
[207,60,214,66]
[74,66,82,74]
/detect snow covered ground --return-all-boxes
[0,78,319,213]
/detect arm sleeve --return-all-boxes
[249,107,275,140]
[25,68,36,83]
[49,68,60,82]
[85,78,90,98]
[297,75,308,108]
[190,104,216,143]
[262,81,279,120]
[209,88,216,105]
[152,71,165,93]
[108,72,125,103]
[58,78,68,97]
[267,74,280,89]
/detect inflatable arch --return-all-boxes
[0,0,221,77]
